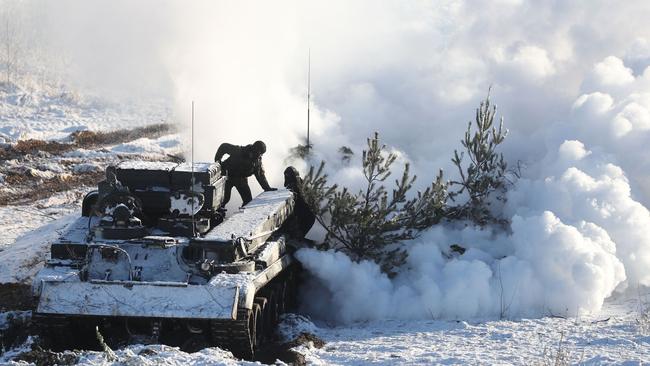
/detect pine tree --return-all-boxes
[448,92,509,226]
[338,146,354,165]
[302,133,447,276]
[287,143,312,161]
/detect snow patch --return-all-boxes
[0,214,77,283]
[73,163,102,173]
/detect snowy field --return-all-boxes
[0,192,79,250]
[0,119,647,364]
[0,80,170,143]
[2,1,650,365]
[0,71,649,366]
[2,295,649,365]
[294,298,650,365]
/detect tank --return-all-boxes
[31,161,305,359]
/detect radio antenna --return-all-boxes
[191,101,196,237]
[306,49,311,153]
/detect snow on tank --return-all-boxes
[31,160,305,359]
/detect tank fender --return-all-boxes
[232,254,294,310]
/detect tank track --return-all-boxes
[32,314,100,351]
[32,266,300,360]
[210,308,254,359]
[209,266,298,359]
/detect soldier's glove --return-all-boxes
[265,187,278,191]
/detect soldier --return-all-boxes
[282,166,316,237]
[215,140,277,207]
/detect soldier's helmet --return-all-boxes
[253,140,267,155]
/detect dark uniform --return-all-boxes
[215,141,276,207]
[282,166,316,237]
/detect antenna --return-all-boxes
[307,49,311,153]
[191,101,196,237]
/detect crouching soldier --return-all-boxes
[282,166,316,238]
[215,140,277,207]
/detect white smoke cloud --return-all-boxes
[589,56,635,87]
[297,209,626,321]
[292,2,650,322]
[506,140,650,290]
[298,126,650,321]
[10,0,650,321]
[298,141,634,322]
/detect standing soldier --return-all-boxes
[215,140,277,207]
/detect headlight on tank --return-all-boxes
[200,259,214,272]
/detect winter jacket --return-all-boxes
[214,143,272,190]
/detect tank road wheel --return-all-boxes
[276,282,287,315]
[265,291,279,336]
[208,267,301,360]
[34,316,72,351]
[284,270,298,311]
[36,316,100,351]
[257,296,279,339]
[250,303,264,352]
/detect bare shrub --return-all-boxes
[0,2,24,84]
[537,332,584,366]
[635,290,650,335]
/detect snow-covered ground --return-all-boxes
[0,133,183,197]
[0,192,79,251]
[1,300,648,365]
[0,80,170,143]
[294,297,650,365]
[0,197,78,284]
[1,341,259,366]
[1,135,648,365]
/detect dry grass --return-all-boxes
[70,123,173,147]
[537,332,584,366]
[0,123,177,206]
[637,310,650,335]
[14,345,79,366]
[0,139,73,160]
[539,333,569,366]
[0,123,174,161]
[13,139,72,155]
[0,171,104,205]
[636,293,650,335]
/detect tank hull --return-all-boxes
[32,162,304,359]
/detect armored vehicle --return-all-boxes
[32,161,305,359]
